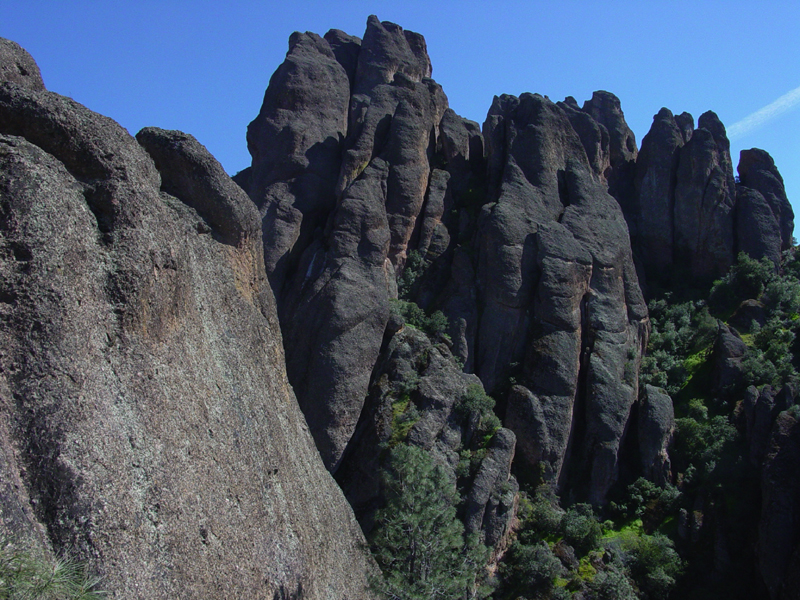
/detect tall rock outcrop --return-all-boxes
[243,16,449,470]
[244,17,650,506]
[481,93,648,504]
[0,40,375,599]
[629,108,793,289]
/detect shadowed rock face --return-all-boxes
[760,411,800,600]
[334,326,517,548]
[737,148,795,256]
[244,16,448,470]
[0,49,375,599]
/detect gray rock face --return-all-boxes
[628,109,792,288]
[711,321,747,396]
[246,16,656,506]
[244,16,450,470]
[638,385,675,486]
[0,69,374,599]
[673,111,737,283]
[244,30,351,297]
[0,38,44,91]
[735,185,783,268]
[630,108,688,280]
[479,92,648,504]
[737,148,794,253]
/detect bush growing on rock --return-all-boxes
[370,443,489,599]
[0,539,104,599]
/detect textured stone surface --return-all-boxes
[243,16,451,470]
[628,109,791,289]
[480,92,648,504]
[673,111,737,283]
[0,38,44,91]
[711,321,747,396]
[737,148,794,253]
[335,326,517,548]
[638,385,675,486]
[630,108,687,281]
[0,74,374,598]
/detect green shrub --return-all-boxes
[398,250,426,299]
[560,504,602,555]
[390,300,450,339]
[370,444,488,600]
[588,566,638,600]
[623,533,683,600]
[0,540,105,599]
[709,252,774,312]
[499,541,562,597]
[456,384,500,441]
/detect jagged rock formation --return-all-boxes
[478,92,648,505]
[242,17,651,508]
[239,16,448,470]
[0,40,375,600]
[628,108,793,289]
[3,14,799,599]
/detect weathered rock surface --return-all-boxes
[711,321,747,396]
[0,38,44,92]
[737,148,794,255]
[0,64,375,598]
[244,16,449,470]
[628,108,793,289]
[480,92,648,504]
[245,17,662,507]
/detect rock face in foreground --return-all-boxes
[0,41,374,600]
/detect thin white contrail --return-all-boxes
[727,84,800,140]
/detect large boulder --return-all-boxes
[0,60,375,598]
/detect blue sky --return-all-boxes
[3,1,799,221]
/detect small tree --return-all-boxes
[370,444,487,599]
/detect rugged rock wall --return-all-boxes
[0,41,375,600]
[243,16,651,508]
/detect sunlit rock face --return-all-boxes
[0,39,376,600]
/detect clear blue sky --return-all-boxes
[3,1,799,221]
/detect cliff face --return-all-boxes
[0,41,375,600]
[242,16,649,507]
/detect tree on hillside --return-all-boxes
[370,443,488,600]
